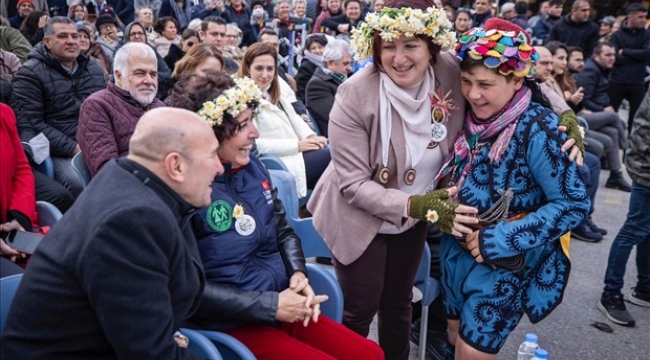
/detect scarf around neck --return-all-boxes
[434,86,532,190]
[303,50,323,67]
[378,66,435,171]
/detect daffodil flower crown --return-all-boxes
[350,7,457,61]
[197,76,262,127]
[455,27,540,78]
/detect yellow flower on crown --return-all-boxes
[350,6,456,61]
[197,76,262,127]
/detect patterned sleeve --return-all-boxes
[478,111,590,260]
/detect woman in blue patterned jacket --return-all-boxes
[435,19,590,359]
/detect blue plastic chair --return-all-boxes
[197,330,256,360]
[180,328,223,360]
[306,263,343,322]
[36,201,63,228]
[261,157,311,208]
[0,274,23,333]
[413,242,441,360]
[71,152,91,187]
[34,156,55,179]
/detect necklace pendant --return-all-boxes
[378,167,390,184]
[431,122,448,142]
[404,169,416,186]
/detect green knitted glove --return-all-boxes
[559,110,585,157]
[409,189,459,234]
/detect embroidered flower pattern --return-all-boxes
[350,7,456,61]
[197,76,262,127]
[426,209,439,223]
[233,203,245,219]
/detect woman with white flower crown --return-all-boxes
[307,1,480,358]
[168,74,385,359]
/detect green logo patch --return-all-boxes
[206,200,233,232]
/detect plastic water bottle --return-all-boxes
[517,333,540,360]
[531,348,549,360]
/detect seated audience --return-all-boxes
[566,45,584,74]
[12,16,107,197]
[135,0,163,16]
[68,2,87,22]
[135,6,157,43]
[78,21,112,75]
[152,16,181,57]
[305,38,352,137]
[0,49,21,80]
[238,43,330,197]
[0,108,224,359]
[222,23,245,64]
[292,0,313,32]
[533,0,563,45]
[271,0,302,49]
[313,0,342,33]
[199,15,239,74]
[370,0,385,12]
[19,10,47,46]
[574,42,631,192]
[322,0,363,37]
[160,42,224,99]
[166,74,384,360]
[249,1,269,40]
[164,28,199,70]
[453,7,472,38]
[190,0,231,21]
[159,0,192,30]
[598,15,616,43]
[295,33,327,102]
[78,43,166,177]
[0,103,36,277]
[547,0,599,57]
[95,13,122,62]
[1,77,74,214]
[0,18,33,63]
[122,21,173,95]
[10,0,34,29]
[226,0,255,46]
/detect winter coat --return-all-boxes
[294,59,318,103]
[12,43,107,157]
[0,49,21,81]
[574,58,610,112]
[0,104,36,229]
[546,14,599,57]
[164,42,185,70]
[0,159,203,360]
[305,67,340,137]
[226,5,255,46]
[21,28,45,46]
[532,14,560,43]
[190,156,307,330]
[77,82,165,177]
[626,89,650,188]
[151,33,180,58]
[0,26,32,63]
[189,3,231,21]
[254,90,316,197]
[321,13,363,36]
[609,23,650,85]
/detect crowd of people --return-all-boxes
[1,0,648,359]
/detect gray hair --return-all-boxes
[293,0,307,6]
[113,42,157,77]
[187,19,203,31]
[322,38,352,63]
[44,16,75,37]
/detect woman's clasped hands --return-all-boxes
[298,136,328,152]
[276,272,329,327]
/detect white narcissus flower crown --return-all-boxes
[197,76,263,127]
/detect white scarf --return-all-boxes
[378,66,435,170]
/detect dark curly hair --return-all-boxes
[166,74,259,142]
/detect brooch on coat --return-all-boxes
[428,89,458,147]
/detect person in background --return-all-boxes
[307,2,478,358]
[510,0,530,32]
[239,42,330,198]
[222,23,244,64]
[472,0,493,27]
[167,73,385,360]
[528,0,548,28]
[295,33,328,103]
[12,16,106,198]
[249,0,269,40]
[19,10,47,45]
[135,6,157,42]
[0,17,33,63]
[79,21,112,74]
[67,2,87,22]
[566,45,584,74]
[95,13,122,62]
[608,3,650,132]
[10,0,34,29]
[322,0,364,36]
[152,16,180,57]
[293,0,313,32]
[547,0,599,58]
[171,42,224,78]
[498,2,515,21]
[533,0,563,45]
[199,15,239,74]
[164,28,199,70]
[453,7,472,38]
[226,0,254,46]
[135,0,162,16]
[598,88,650,328]
[313,0,342,33]
[0,103,36,277]
[78,42,165,177]
[598,15,616,43]
[159,0,193,30]
[370,0,385,12]
[1,107,224,360]
[191,0,231,21]
[0,49,21,80]
[305,38,351,137]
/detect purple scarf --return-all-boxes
[434,86,532,191]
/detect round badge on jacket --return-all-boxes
[206,200,233,232]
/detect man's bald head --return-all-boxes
[128,108,223,207]
[534,46,554,82]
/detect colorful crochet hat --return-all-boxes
[455,18,539,77]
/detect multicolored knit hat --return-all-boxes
[455,18,539,78]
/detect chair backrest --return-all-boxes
[197,330,256,360]
[34,156,55,179]
[414,242,441,306]
[268,170,332,259]
[259,154,289,172]
[306,263,343,322]
[71,152,91,186]
[180,328,224,360]
[0,274,23,333]
[36,201,63,228]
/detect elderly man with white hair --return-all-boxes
[305,38,352,137]
[77,42,166,177]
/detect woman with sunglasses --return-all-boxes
[164,28,200,70]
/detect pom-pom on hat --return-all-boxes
[455,18,539,78]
